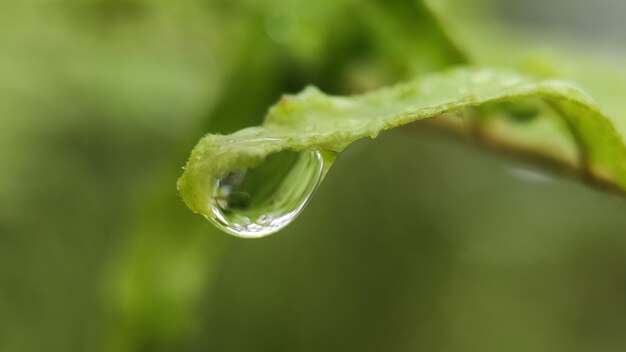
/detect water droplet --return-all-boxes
[506,165,554,184]
[471,70,493,84]
[500,76,523,87]
[208,148,326,238]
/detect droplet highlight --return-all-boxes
[208,148,325,238]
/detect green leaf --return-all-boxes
[178,67,626,224]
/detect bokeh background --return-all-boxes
[1,0,625,351]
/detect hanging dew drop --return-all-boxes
[207,148,326,238]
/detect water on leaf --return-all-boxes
[208,148,325,238]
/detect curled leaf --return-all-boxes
[178,67,626,234]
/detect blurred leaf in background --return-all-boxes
[1,1,626,352]
[0,1,220,350]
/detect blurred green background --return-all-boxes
[1,0,625,351]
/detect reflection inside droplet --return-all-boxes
[208,148,325,238]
